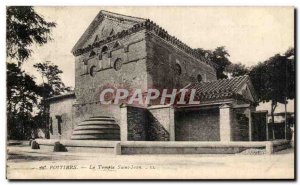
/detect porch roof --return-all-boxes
[186,75,257,104]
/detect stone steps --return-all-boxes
[71,134,120,140]
[87,117,116,121]
[75,120,118,126]
[72,129,120,135]
[71,116,120,140]
[74,125,119,130]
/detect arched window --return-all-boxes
[110,29,115,36]
[55,115,62,135]
[113,41,120,48]
[94,35,99,43]
[197,74,203,82]
[89,65,97,77]
[89,50,96,57]
[175,63,182,75]
[101,46,108,54]
[114,58,123,71]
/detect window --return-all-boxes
[113,41,120,48]
[197,74,203,82]
[175,63,182,75]
[94,35,99,42]
[110,29,115,36]
[55,115,62,135]
[114,58,123,71]
[89,50,96,57]
[89,65,97,77]
[101,46,108,54]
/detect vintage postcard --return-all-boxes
[6,6,295,179]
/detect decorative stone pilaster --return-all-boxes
[245,108,252,141]
[120,104,128,141]
[169,107,175,141]
[219,104,232,142]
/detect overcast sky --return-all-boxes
[22,6,294,112]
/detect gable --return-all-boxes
[71,10,145,54]
[187,75,258,103]
[237,83,255,102]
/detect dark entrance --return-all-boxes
[251,111,268,141]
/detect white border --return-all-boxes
[0,0,298,184]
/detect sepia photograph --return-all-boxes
[6,6,295,180]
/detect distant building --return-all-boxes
[267,112,294,140]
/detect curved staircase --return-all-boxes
[71,116,120,140]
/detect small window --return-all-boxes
[89,65,97,77]
[55,115,62,135]
[197,74,203,82]
[89,50,96,57]
[114,58,123,71]
[83,60,88,65]
[101,46,108,54]
[113,41,120,48]
[110,29,115,36]
[94,35,99,42]
[175,63,182,75]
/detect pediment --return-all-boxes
[71,10,145,54]
[236,80,257,103]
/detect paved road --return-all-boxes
[6,145,294,179]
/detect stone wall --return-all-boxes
[73,30,148,125]
[232,109,250,141]
[127,106,148,141]
[147,107,172,141]
[49,97,76,139]
[124,105,173,141]
[175,108,220,141]
[145,32,217,92]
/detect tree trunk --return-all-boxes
[271,100,277,140]
[284,98,287,139]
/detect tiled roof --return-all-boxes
[187,75,254,103]
[45,92,75,102]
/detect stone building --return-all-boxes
[46,10,266,142]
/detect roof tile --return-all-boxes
[187,75,250,103]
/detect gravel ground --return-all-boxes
[6,144,295,179]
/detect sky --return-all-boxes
[21,6,294,113]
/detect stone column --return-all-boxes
[245,108,252,141]
[169,107,175,141]
[120,104,128,141]
[219,104,232,142]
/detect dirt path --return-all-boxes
[6,145,294,179]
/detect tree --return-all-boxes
[33,61,72,138]
[249,48,295,139]
[34,61,71,98]
[211,46,231,79]
[194,46,232,79]
[225,63,249,77]
[7,63,42,139]
[6,7,56,139]
[6,6,56,63]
